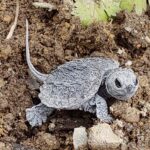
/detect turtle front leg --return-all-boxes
[95,94,113,123]
[79,97,96,114]
[26,103,54,127]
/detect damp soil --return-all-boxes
[0,0,150,150]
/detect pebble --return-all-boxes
[88,123,123,150]
[65,49,74,57]
[122,107,140,123]
[0,45,12,60]
[0,78,5,88]
[140,107,148,117]
[117,48,125,55]
[64,0,74,6]
[125,60,132,66]
[145,102,150,111]
[48,123,56,132]
[125,27,132,32]
[32,2,56,11]
[73,126,88,150]
[0,94,8,110]
[3,15,12,24]
[139,75,149,87]
[0,142,11,150]
[0,142,5,149]
[145,36,150,43]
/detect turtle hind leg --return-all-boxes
[26,103,54,127]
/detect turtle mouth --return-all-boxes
[111,94,128,101]
[115,92,134,101]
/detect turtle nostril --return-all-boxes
[135,78,138,85]
[127,85,133,93]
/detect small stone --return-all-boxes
[122,107,140,123]
[0,142,5,149]
[125,27,132,32]
[125,60,132,66]
[145,36,150,43]
[145,102,150,111]
[32,2,56,11]
[0,3,6,11]
[3,15,12,24]
[110,102,130,118]
[88,123,123,150]
[133,29,138,34]
[0,45,12,59]
[73,126,88,150]
[0,94,8,110]
[140,107,147,117]
[65,49,74,57]
[0,142,11,150]
[48,123,56,132]
[117,48,125,55]
[139,75,149,87]
[63,0,74,6]
[0,78,5,88]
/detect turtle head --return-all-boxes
[105,68,138,101]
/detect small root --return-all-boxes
[6,0,19,40]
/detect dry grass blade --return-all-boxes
[6,0,19,40]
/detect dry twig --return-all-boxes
[6,0,19,40]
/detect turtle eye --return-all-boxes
[115,79,122,88]
[135,78,138,85]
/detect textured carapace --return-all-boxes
[39,57,119,109]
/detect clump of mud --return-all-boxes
[114,12,150,58]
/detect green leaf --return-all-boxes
[120,0,134,12]
[72,0,108,26]
[134,0,147,15]
[72,0,148,26]
[120,0,147,15]
[101,0,121,17]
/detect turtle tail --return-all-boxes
[26,19,48,82]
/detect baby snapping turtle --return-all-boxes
[25,20,138,127]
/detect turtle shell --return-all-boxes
[39,57,119,109]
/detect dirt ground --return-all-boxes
[0,0,150,150]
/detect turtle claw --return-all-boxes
[100,115,114,123]
[26,107,47,127]
[26,103,54,127]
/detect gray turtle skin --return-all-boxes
[25,20,139,127]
